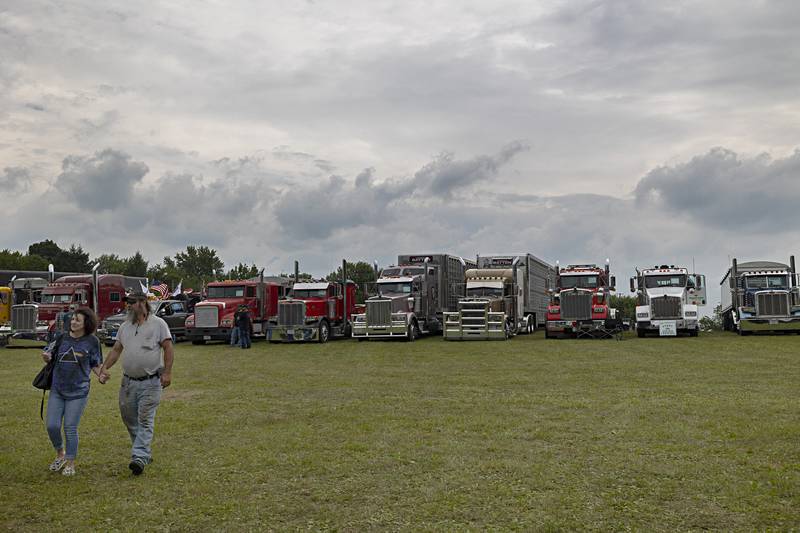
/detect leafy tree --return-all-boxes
[125,251,149,277]
[227,263,259,280]
[28,240,62,264]
[0,249,49,270]
[175,246,224,281]
[610,294,637,321]
[95,254,127,274]
[326,261,377,303]
[699,304,723,331]
[59,244,91,272]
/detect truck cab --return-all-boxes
[186,279,288,344]
[268,280,357,343]
[546,262,618,338]
[631,265,706,337]
[443,268,522,340]
[721,257,800,334]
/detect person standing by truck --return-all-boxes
[42,307,104,476]
[236,305,252,349]
[98,291,174,476]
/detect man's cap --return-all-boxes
[125,291,148,303]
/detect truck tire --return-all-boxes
[318,321,330,343]
[690,329,699,337]
[405,321,419,342]
[637,328,646,338]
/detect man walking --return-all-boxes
[236,305,252,349]
[99,291,173,475]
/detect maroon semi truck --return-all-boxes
[39,273,146,323]
[185,277,291,344]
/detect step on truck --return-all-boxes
[443,253,554,340]
[352,254,476,341]
[186,273,291,344]
[8,265,145,348]
[546,260,619,339]
[630,265,706,337]
[720,256,800,335]
[268,260,357,343]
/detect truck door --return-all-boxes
[688,274,707,306]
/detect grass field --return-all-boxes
[1,332,798,531]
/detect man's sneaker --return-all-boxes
[129,458,146,476]
[49,456,66,472]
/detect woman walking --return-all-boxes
[43,307,104,476]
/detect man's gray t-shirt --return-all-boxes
[117,314,172,378]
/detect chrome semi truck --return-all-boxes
[720,257,800,335]
[351,254,476,341]
[443,253,554,340]
[630,265,706,337]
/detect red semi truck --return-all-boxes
[545,261,618,338]
[267,261,357,343]
[185,276,291,344]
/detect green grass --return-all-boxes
[1,332,798,531]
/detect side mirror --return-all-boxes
[610,276,616,290]
[629,277,635,293]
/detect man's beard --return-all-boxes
[127,306,146,322]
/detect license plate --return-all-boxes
[203,335,211,340]
[769,319,778,324]
[287,329,294,335]
[659,321,677,336]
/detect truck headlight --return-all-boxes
[221,319,233,327]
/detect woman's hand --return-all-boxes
[41,350,52,363]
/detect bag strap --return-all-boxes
[40,390,46,420]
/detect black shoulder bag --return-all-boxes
[32,334,64,419]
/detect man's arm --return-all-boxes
[99,340,123,383]
[160,338,174,388]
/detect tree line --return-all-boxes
[0,241,378,298]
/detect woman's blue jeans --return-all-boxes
[46,390,89,460]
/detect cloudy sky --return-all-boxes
[2,0,799,307]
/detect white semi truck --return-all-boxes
[630,265,706,337]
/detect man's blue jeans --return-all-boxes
[229,327,239,346]
[239,326,251,348]
[46,390,89,460]
[119,376,162,463]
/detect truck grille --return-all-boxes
[560,291,592,321]
[366,299,392,326]
[459,300,489,329]
[756,292,789,317]
[278,301,305,326]
[651,296,682,319]
[11,304,37,332]
[195,306,219,328]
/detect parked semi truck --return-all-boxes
[268,260,357,343]
[186,275,291,344]
[630,265,706,337]
[352,253,476,340]
[443,253,554,340]
[546,260,618,338]
[720,257,800,335]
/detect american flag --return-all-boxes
[151,282,169,299]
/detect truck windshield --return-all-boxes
[207,286,245,298]
[377,282,411,294]
[645,275,686,288]
[293,289,327,298]
[467,287,503,298]
[560,276,598,289]
[41,294,74,304]
[746,275,788,289]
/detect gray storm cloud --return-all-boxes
[54,148,149,209]
[634,147,800,232]
[1,167,31,193]
[273,142,529,240]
